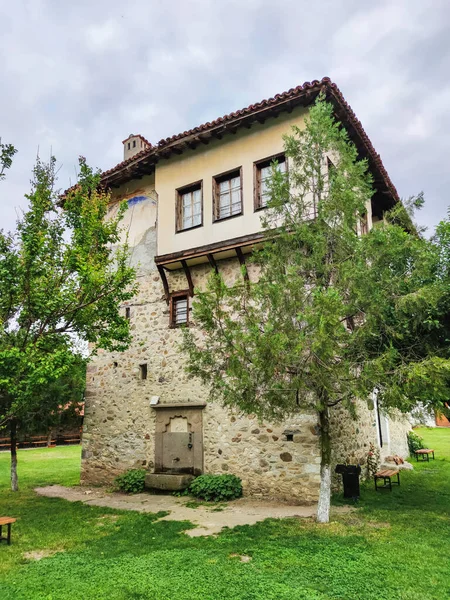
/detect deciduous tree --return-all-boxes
[0,154,137,490]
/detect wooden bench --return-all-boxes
[22,436,56,448]
[61,437,81,445]
[0,438,9,450]
[374,469,400,491]
[415,449,435,462]
[0,517,16,545]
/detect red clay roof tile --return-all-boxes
[100,77,399,203]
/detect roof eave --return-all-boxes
[101,78,399,205]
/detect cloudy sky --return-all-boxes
[1,0,449,234]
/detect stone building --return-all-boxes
[81,78,410,503]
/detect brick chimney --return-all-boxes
[122,134,151,161]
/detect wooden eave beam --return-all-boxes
[235,247,249,282]
[181,260,194,297]
[157,265,170,304]
[155,231,265,267]
[207,253,219,275]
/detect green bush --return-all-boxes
[407,430,425,455]
[188,474,243,502]
[114,469,146,494]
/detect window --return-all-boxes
[170,294,189,327]
[213,168,242,221]
[254,155,286,209]
[125,307,131,320]
[176,183,202,231]
[133,140,136,148]
[127,142,131,150]
[139,364,148,380]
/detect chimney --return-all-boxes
[122,134,151,161]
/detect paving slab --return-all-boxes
[34,485,346,536]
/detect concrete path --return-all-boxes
[35,485,342,537]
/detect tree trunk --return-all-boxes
[47,428,53,447]
[316,405,331,523]
[10,419,18,492]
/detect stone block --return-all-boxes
[280,452,293,462]
[145,473,194,491]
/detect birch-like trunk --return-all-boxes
[316,406,331,523]
[10,419,19,492]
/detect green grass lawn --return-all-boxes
[0,429,449,600]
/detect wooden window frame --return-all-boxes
[254,153,286,211]
[176,181,203,233]
[212,167,243,223]
[169,291,190,328]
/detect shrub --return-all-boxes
[407,431,425,455]
[188,474,243,502]
[115,469,146,494]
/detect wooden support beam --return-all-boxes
[155,230,266,267]
[157,265,170,304]
[235,247,249,282]
[207,253,219,275]
[181,260,194,297]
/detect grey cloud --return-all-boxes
[1,0,449,234]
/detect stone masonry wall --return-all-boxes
[82,256,322,503]
[82,195,410,500]
[330,400,411,489]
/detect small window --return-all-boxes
[176,183,202,231]
[127,142,131,150]
[133,140,136,148]
[125,307,131,320]
[170,294,189,327]
[140,364,148,380]
[255,155,286,209]
[213,168,242,221]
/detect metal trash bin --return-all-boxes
[335,464,361,499]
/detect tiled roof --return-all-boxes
[101,77,399,203]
